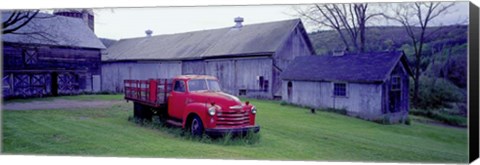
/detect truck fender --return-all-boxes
[182,102,208,128]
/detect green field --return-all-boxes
[1,95,468,163]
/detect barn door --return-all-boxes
[58,72,79,95]
[287,81,293,101]
[51,72,59,96]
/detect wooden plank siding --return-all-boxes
[273,25,314,97]
[3,45,101,73]
[182,60,205,75]
[101,61,182,92]
[2,44,102,98]
[204,57,272,98]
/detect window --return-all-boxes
[23,48,38,65]
[333,83,347,97]
[258,76,264,89]
[187,79,221,92]
[257,76,268,92]
[239,89,246,96]
[173,80,186,92]
[391,76,401,91]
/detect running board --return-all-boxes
[166,119,182,127]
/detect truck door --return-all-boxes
[168,80,187,120]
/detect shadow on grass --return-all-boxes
[127,116,261,146]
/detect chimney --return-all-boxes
[145,29,153,37]
[79,9,94,32]
[234,17,244,28]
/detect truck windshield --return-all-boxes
[188,79,221,92]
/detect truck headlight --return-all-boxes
[251,106,257,114]
[208,107,216,116]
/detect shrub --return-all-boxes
[405,117,411,125]
[410,109,466,127]
[411,77,465,109]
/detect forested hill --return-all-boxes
[308,25,468,56]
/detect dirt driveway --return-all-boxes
[2,99,125,111]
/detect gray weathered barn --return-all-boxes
[102,18,315,98]
[2,10,105,98]
[281,51,412,123]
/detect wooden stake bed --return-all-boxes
[124,79,173,108]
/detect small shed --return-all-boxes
[281,51,412,123]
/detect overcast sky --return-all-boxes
[92,2,469,40]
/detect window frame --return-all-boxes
[173,80,186,93]
[332,82,348,98]
[22,48,38,65]
[391,75,401,91]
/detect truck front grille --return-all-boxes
[217,109,250,127]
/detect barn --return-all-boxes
[281,51,412,123]
[102,18,315,98]
[2,10,105,98]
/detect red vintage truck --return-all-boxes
[124,75,260,136]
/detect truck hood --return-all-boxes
[189,91,242,108]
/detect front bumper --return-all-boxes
[205,125,260,136]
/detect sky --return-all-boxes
[93,2,470,40]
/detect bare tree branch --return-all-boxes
[2,10,40,34]
[296,3,380,52]
[381,2,454,107]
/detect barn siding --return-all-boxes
[101,61,182,92]
[204,60,236,95]
[282,80,383,120]
[182,60,205,75]
[102,57,273,97]
[234,58,273,98]
[3,44,102,97]
[273,26,313,97]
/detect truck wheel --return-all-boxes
[133,102,143,120]
[190,116,204,136]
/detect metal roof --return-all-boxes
[2,12,105,49]
[281,51,412,83]
[102,19,303,61]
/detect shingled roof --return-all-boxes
[2,12,105,49]
[281,51,412,83]
[102,19,312,61]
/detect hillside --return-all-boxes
[308,25,468,55]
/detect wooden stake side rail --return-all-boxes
[124,79,173,107]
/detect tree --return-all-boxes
[296,3,380,52]
[2,10,40,34]
[2,10,62,44]
[381,2,454,107]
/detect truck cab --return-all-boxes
[124,75,260,136]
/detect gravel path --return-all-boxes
[2,99,125,111]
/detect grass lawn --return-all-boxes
[1,95,468,163]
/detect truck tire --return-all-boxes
[134,103,153,122]
[133,102,143,120]
[142,106,153,122]
[190,116,204,136]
